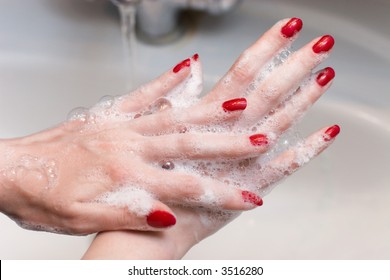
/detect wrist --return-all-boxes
[82,226,195,260]
[0,139,17,212]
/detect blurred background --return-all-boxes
[0,0,389,259]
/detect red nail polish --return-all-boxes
[173,58,191,73]
[242,190,263,206]
[281,18,303,38]
[147,210,176,228]
[312,35,335,53]
[192,53,199,61]
[249,134,268,146]
[316,67,335,87]
[323,125,340,141]
[222,98,247,112]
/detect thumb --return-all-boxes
[75,200,176,234]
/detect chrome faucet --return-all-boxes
[112,0,241,43]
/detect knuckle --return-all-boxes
[177,175,203,197]
[229,50,254,83]
[230,64,251,83]
[116,207,132,228]
[176,135,197,156]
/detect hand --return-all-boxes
[82,18,340,259]
[0,55,261,235]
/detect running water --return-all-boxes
[112,0,140,91]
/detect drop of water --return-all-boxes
[161,160,175,170]
[150,98,172,113]
[179,126,188,133]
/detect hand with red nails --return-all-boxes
[82,18,340,259]
[0,53,262,236]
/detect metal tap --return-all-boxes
[112,0,241,43]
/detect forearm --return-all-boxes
[82,229,192,260]
[0,133,54,213]
[0,138,18,214]
[82,208,209,260]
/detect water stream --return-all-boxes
[112,0,140,91]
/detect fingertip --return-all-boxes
[146,209,177,228]
[281,17,303,38]
[192,53,199,61]
[312,35,335,53]
[242,190,263,207]
[316,67,336,87]
[221,188,264,211]
[222,98,247,112]
[173,57,191,74]
[323,124,341,141]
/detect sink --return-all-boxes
[1,0,389,259]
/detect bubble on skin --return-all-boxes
[96,185,154,216]
[98,95,115,109]
[67,107,90,122]
[166,101,304,199]
[14,219,69,235]
[149,98,172,113]
[1,155,58,189]
[164,56,203,108]
[197,208,240,230]
[160,160,175,170]
[60,46,311,222]
[197,188,221,207]
[62,56,201,132]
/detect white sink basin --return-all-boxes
[1,0,389,259]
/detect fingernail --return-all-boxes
[192,53,199,61]
[222,98,247,112]
[242,190,263,206]
[316,67,335,87]
[173,58,191,73]
[281,17,303,38]
[312,35,335,53]
[249,134,269,146]
[323,125,341,141]
[147,210,176,228]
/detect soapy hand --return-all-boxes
[0,51,262,235]
[0,18,339,243]
[82,18,340,259]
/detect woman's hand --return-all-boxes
[0,53,262,235]
[82,18,340,259]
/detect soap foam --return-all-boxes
[164,56,203,108]
[59,49,317,228]
[149,46,315,200]
[96,185,154,217]
[14,219,71,235]
[1,154,58,189]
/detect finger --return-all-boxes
[128,97,247,135]
[74,199,177,234]
[259,67,335,134]
[241,35,335,124]
[118,55,193,113]
[143,132,270,160]
[203,18,303,103]
[134,166,263,211]
[256,124,341,196]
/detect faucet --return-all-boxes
[112,0,241,43]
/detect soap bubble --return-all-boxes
[150,98,172,113]
[98,95,115,109]
[160,160,175,170]
[67,107,90,122]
